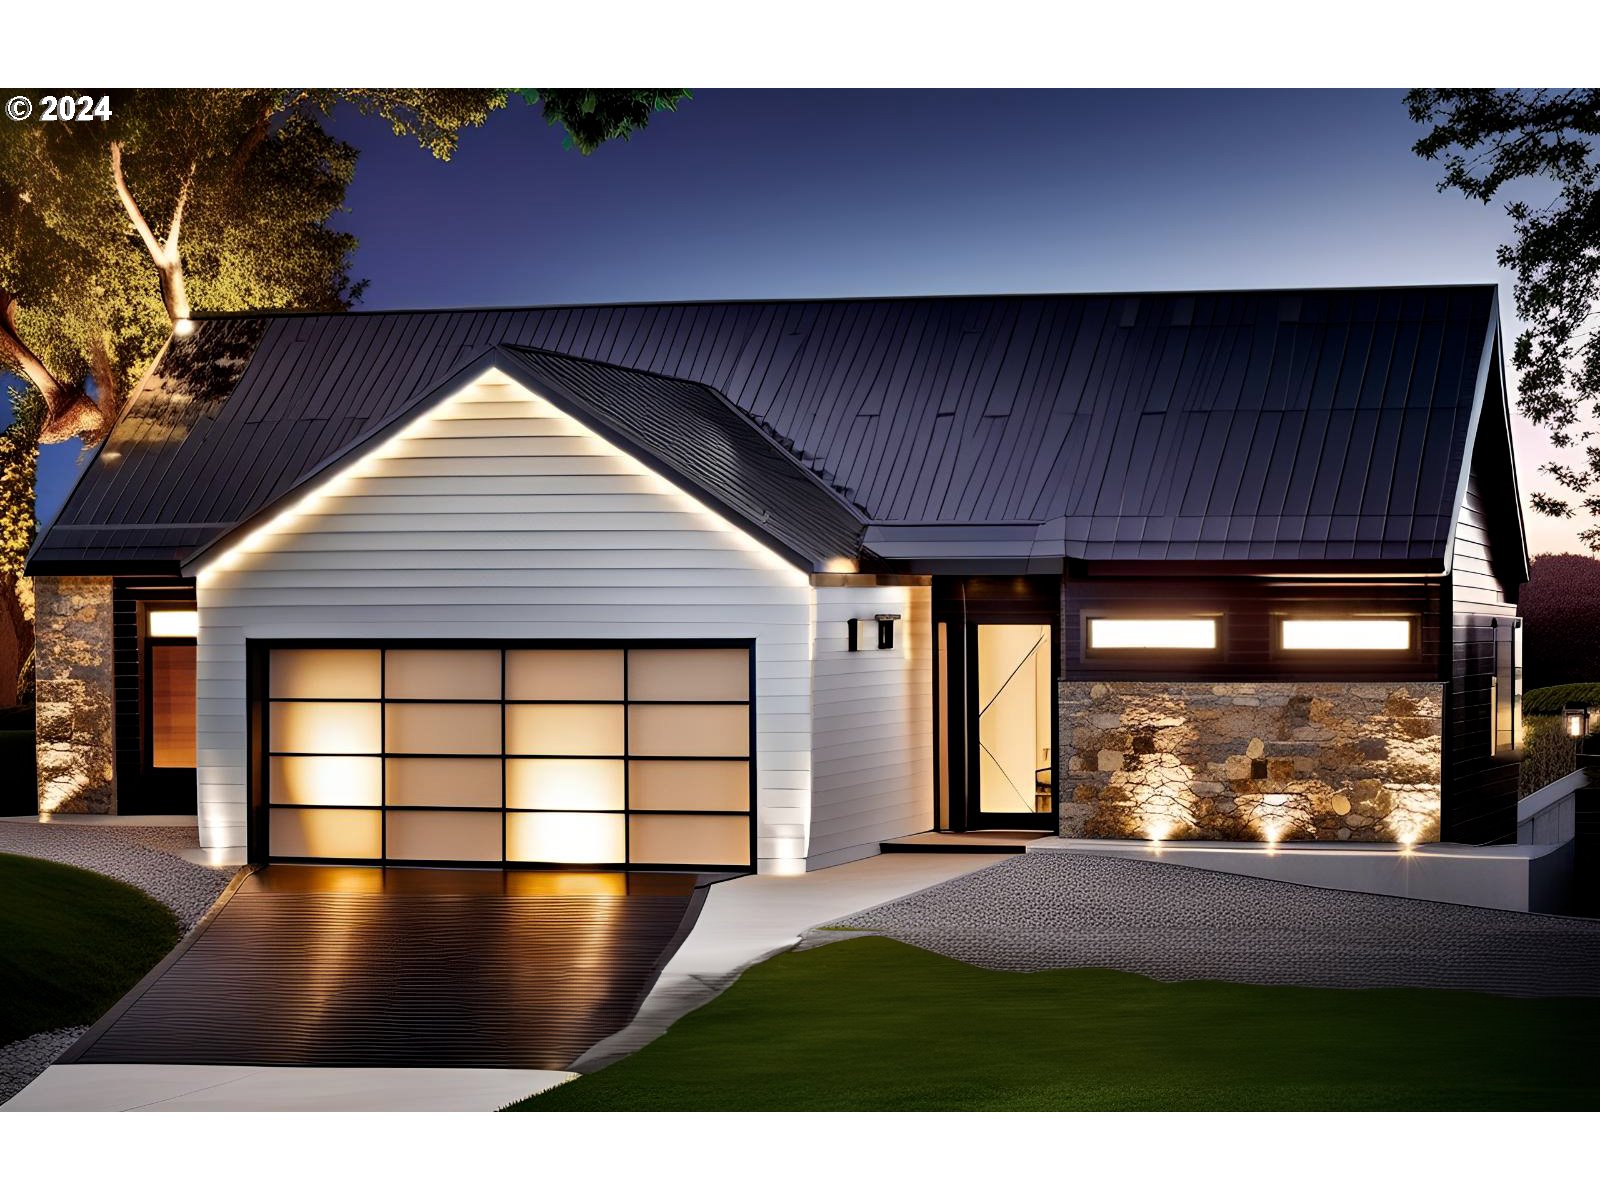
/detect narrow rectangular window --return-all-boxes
[1086,618,1218,651]
[146,607,197,769]
[1493,619,1519,757]
[1279,618,1412,652]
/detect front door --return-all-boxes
[965,622,1055,829]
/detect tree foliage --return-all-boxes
[1517,552,1600,689]
[0,86,689,700]
[1407,89,1600,550]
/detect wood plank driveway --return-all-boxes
[62,865,718,1070]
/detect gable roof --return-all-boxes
[184,346,865,574]
[27,285,1507,576]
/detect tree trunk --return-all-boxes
[0,575,30,708]
[0,289,105,444]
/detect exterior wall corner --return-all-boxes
[34,575,118,814]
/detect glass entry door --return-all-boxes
[969,623,1055,828]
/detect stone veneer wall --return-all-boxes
[34,576,117,814]
[1059,681,1443,843]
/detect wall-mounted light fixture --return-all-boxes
[1565,703,1590,741]
[848,613,901,652]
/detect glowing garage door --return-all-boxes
[264,645,753,869]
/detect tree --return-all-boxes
[1407,89,1600,550]
[1518,551,1600,689]
[0,87,689,701]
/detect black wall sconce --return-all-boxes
[848,613,902,651]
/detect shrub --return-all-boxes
[1521,683,1600,717]
[1521,553,1600,689]
[1519,715,1579,798]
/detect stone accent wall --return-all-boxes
[34,576,117,814]
[1059,681,1443,843]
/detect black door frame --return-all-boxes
[932,577,1062,834]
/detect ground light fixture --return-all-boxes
[1565,703,1590,740]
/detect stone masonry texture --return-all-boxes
[1058,681,1443,843]
[34,575,117,814]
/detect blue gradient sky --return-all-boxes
[19,88,1581,554]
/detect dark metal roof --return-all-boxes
[29,285,1505,574]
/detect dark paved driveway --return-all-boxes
[63,865,714,1070]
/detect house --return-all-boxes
[26,285,1528,874]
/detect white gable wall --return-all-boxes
[807,584,935,867]
[193,368,816,872]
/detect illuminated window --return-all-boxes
[147,608,198,639]
[1086,618,1218,651]
[1279,618,1412,652]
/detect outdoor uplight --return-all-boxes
[1564,703,1590,740]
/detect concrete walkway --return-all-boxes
[571,853,1007,1070]
[4,1065,572,1112]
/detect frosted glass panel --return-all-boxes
[506,650,623,701]
[507,758,625,810]
[270,649,381,699]
[269,808,381,859]
[506,812,625,864]
[385,757,501,808]
[506,704,624,756]
[629,704,748,757]
[976,624,1052,816]
[629,759,750,811]
[385,649,501,699]
[386,810,501,861]
[385,703,501,755]
[628,814,750,866]
[628,648,749,701]
[270,756,382,807]
[269,702,380,754]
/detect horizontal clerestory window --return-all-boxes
[1276,617,1414,653]
[1085,617,1219,651]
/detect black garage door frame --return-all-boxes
[245,638,758,872]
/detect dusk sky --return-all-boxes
[19,88,1584,555]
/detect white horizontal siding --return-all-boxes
[195,369,815,871]
[805,585,934,868]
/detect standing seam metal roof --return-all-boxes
[27,285,1504,573]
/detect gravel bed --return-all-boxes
[0,822,231,931]
[0,1027,88,1105]
[825,853,1600,997]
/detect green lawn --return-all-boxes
[512,935,1600,1110]
[0,853,180,1045]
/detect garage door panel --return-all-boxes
[629,703,749,758]
[384,649,501,700]
[269,649,381,699]
[385,757,502,808]
[270,702,381,754]
[506,649,623,701]
[628,760,750,811]
[270,808,382,860]
[270,756,383,806]
[385,703,502,756]
[265,645,752,869]
[507,758,625,811]
[507,811,627,864]
[506,703,624,756]
[386,810,502,862]
[628,648,749,701]
[628,814,751,867]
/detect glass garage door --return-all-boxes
[263,645,753,869]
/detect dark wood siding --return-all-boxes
[112,578,197,815]
[1061,571,1444,682]
[1445,464,1520,844]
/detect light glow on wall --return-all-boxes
[147,608,198,638]
[1280,618,1411,652]
[1088,618,1217,650]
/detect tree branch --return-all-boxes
[109,142,193,322]
[0,287,104,443]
